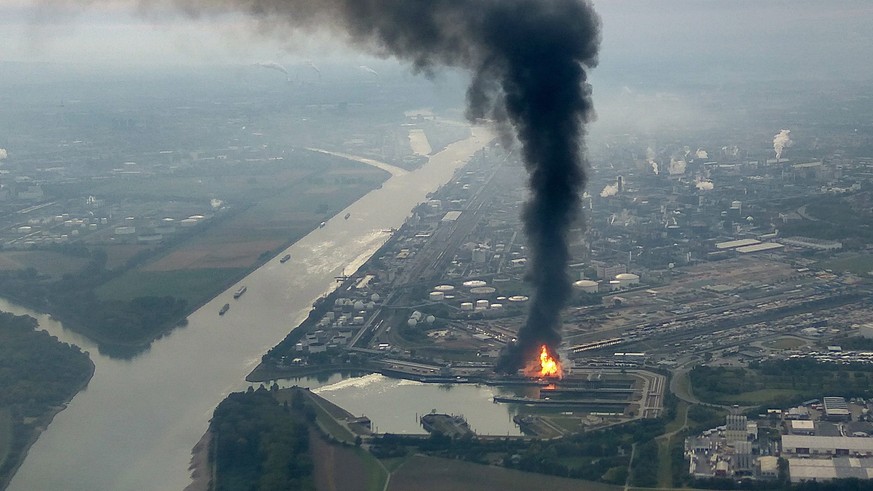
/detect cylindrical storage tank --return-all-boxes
[462,280,487,288]
[433,285,455,292]
[370,293,381,302]
[609,280,622,291]
[475,299,489,310]
[354,300,365,311]
[460,302,474,311]
[573,279,599,294]
[490,303,503,311]
[429,291,445,301]
[508,295,529,303]
[366,302,376,310]
[426,315,436,324]
[411,311,423,321]
[407,318,418,327]
[470,286,497,295]
[615,273,640,288]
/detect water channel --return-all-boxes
[7,128,494,491]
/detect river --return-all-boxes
[7,127,493,491]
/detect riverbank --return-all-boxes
[0,352,94,491]
[8,127,495,491]
[183,430,213,491]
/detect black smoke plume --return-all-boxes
[116,0,600,371]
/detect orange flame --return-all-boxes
[538,345,560,378]
[522,344,562,379]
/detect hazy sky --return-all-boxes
[2,0,872,82]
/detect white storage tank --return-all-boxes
[475,299,489,310]
[470,286,497,295]
[573,279,599,294]
[460,302,474,311]
[615,273,640,288]
[462,280,487,288]
[433,285,455,292]
[429,291,445,301]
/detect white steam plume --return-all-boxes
[600,183,619,197]
[695,178,714,191]
[646,146,659,174]
[773,129,792,160]
[0,148,7,161]
[305,60,321,79]
[359,65,379,76]
[257,61,290,80]
[695,148,708,159]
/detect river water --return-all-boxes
[276,373,524,436]
[7,128,493,491]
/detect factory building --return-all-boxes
[782,236,842,251]
[789,457,873,483]
[823,397,851,421]
[782,435,873,456]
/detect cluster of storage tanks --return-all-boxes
[573,273,640,294]
[426,279,531,315]
[329,293,380,326]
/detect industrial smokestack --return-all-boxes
[64,0,601,373]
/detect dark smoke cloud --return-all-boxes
[67,0,600,371]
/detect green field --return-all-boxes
[818,254,873,276]
[691,361,873,407]
[763,337,807,350]
[95,268,246,306]
[389,455,623,491]
[0,407,11,473]
[0,251,88,278]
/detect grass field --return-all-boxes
[818,254,873,276]
[309,429,388,491]
[722,388,803,405]
[95,268,246,305]
[0,251,88,278]
[763,337,807,350]
[389,455,622,491]
[0,407,11,473]
[94,160,388,308]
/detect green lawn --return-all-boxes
[356,448,389,491]
[763,337,807,350]
[300,391,356,443]
[95,268,245,305]
[0,407,12,472]
[725,388,804,405]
